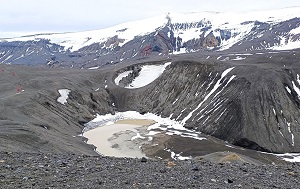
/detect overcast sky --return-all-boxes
[1,0,300,38]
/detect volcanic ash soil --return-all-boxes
[1,152,300,188]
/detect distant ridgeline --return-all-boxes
[0,7,299,68]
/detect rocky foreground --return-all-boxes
[1,52,300,188]
[0,152,299,189]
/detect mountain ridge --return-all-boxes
[2,6,300,40]
[0,7,299,68]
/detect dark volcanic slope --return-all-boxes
[112,51,300,153]
[1,152,300,189]
[0,65,112,155]
[0,51,300,157]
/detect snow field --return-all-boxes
[114,70,133,85]
[57,89,71,105]
[115,62,171,89]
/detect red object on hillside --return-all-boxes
[12,72,15,76]
[1,69,4,72]
[141,44,152,56]
[17,85,22,93]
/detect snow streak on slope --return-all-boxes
[114,70,133,85]
[126,62,171,89]
[182,67,235,124]
[292,81,300,97]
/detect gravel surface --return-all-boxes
[0,152,300,189]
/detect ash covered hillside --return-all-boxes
[1,50,300,159]
[0,7,300,68]
[111,51,300,154]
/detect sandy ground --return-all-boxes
[83,119,156,158]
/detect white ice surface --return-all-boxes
[131,133,146,141]
[83,111,206,142]
[275,153,300,162]
[147,131,161,136]
[125,62,171,89]
[57,89,71,105]
[165,148,192,160]
[232,56,246,60]
[290,26,300,34]
[114,70,133,85]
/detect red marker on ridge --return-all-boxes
[17,85,22,93]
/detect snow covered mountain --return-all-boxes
[0,7,300,67]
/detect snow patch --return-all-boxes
[173,48,186,54]
[147,131,161,136]
[165,149,192,160]
[131,133,146,141]
[271,36,300,50]
[287,122,295,146]
[232,56,246,60]
[276,153,300,162]
[57,89,71,105]
[88,66,99,70]
[125,62,171,89]
[290,26,300,34]
[114,70,133,85]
